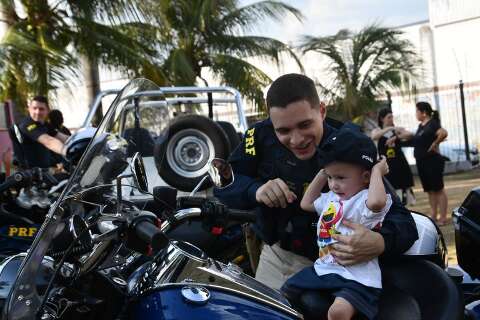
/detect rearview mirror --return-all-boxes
[130,152,148,193]
[208,158,234,189]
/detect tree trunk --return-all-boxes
[83,55,102,126]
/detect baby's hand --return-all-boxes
[373,156,389,176]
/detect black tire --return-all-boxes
[217,121,241,150]
[154,115,231,192]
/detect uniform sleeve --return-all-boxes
[379,196,418,259]
[18,119,49,141]
[214,125,263,209]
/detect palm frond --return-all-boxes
[300,25,421,120]
[211,54,272,112]
[219,1,303,34]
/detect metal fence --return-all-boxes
[390,80,480,166]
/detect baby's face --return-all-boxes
[324,162,370,201]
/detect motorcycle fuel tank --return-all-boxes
[453,187,480,279]
[126,240,302,319]
[131,285,297,320]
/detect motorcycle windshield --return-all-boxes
[3,78,170,320]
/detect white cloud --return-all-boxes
[241,0,428,43]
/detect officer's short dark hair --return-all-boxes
[32,95,49,108]
[266,73,320,111]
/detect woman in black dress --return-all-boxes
[397,102,449,225]
[371,108,415,205]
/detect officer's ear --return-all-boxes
[319,102,327,120]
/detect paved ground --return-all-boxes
[407,166,480,266]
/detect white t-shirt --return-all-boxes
[313,189,392,288]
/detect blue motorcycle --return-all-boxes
[0,128,95,261]
[0,79,473,319]
[0,169,61,260]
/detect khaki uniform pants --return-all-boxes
[255,242,313,290]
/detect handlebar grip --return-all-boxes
[177,196,206,209]
[0,178,18,193]
[0,172,27,193]
[226,208,256,223]
[134,220,169,251]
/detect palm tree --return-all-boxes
[300,24,421,121]
[0,0,76,110]
[0,0,162,115]
[65,1,166,124]
[145,0,304,111]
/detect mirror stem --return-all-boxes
[115,174,132,214]
[116,176,123,214]
[189,176,209,196]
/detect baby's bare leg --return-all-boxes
[327,297,356,320]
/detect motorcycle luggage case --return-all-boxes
[453,187,480,279]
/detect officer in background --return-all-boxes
[16,96,68,168]
[214,74,418,290]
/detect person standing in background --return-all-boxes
[15,96,68,169]
[371,108,415,206]
[397,102,449,225]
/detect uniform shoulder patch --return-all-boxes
[244,127,256,156]
[27,123,37,131]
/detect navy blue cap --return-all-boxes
[320,126,377,169]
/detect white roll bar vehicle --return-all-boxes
[82,86,250,192]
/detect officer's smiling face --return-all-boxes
[270,100,326,160]
[28,100,49,123]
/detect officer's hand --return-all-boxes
[255,178,297,208]
[330,219,385,265]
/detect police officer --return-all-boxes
[16,96,68,168]
[214,74,418,290]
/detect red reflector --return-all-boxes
[211,227,223,235]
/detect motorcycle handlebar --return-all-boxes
[0,172,31,193]
[176,196,206,209]
[176,197,257,224]
[0,176,19,193]
[225,208,256,223]
[0,168,61,194]
[134,220,169,251]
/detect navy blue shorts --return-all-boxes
[281,267,381,320]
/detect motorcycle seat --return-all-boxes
[293,259,463,320]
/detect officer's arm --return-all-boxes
[214,126,262,209]
[379,197,418,259]
[37,134,66,156]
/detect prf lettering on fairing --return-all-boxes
[245,128,256,156]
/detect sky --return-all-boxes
[241,0,429,43]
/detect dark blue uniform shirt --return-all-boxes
[17,116,55,168]
[215,118,418,261]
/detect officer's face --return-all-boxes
[28,100,49,123]
[324,162,370,201]
[270,100,326,160]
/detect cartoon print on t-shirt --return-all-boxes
[318,201,343,248]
